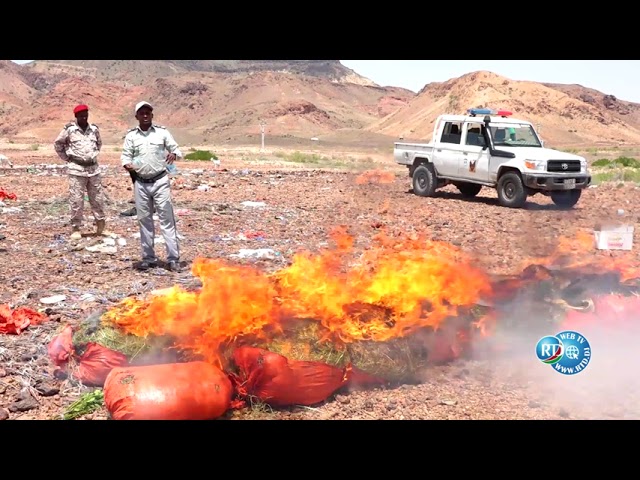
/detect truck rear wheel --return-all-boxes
[497,172,527,208]
[551,189,581,209]
[412,163,437,197]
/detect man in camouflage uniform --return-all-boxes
[53,104,107,240]
[121,101,182,272]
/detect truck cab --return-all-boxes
[394,108,591,209]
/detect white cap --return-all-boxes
[135,101,153,114]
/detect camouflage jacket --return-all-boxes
[54,121,102,177]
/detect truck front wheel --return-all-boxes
[412,163,437,197]
[550,189,581,209]
[497,172,527,208]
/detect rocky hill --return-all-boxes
[366,71,640,147]
[1,62,640,149]
[0,60,413,145]
[27,60,378,87]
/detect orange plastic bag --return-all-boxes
[0,304,48,334]
[76,343,129,386]
[103,361,233,420]
[231,346,381,407]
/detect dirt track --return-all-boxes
[1,149,639,420]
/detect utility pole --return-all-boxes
[260,122,266,151]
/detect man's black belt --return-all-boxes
[68,157,97,167]
[135,170,168,184]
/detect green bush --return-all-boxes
[591,156,640,169]
[592,158,610,167]
[613,156,640,168]
[184,150,218,161]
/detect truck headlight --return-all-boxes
[524,160,545,171]
[580,159,587,172]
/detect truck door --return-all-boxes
[459,121,491,181]
[431,121,463,177]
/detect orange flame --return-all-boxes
[103,227,493,365]
[273,227,493,342]
[103,260,280,366]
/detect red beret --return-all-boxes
[73,104,89,114]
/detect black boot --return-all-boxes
[120,206,137,217]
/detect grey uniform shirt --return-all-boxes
[120,124,183,179]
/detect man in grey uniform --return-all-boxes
[121,101,183,272]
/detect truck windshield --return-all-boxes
[489,123,542,147]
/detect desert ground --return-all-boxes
[1,140,639,421]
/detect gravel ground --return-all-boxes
[1,149,639,420]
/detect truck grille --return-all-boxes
[547,160,581,173]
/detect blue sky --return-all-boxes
[12,60,640,104]
[340,60,640,103]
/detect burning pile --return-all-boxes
[100,227,493,377]
[47,226,640,420]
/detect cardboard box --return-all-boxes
[593,224,634,250]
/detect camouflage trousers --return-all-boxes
[68,173,106,228]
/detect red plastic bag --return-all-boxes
[76,343,129,386]
[561,294,640,331]
[0,188,17,201]
[231,346,381,407]
[0,304,48,334]
[47,325,75,366]
[103,361,233,420]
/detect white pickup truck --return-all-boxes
[394,108,591,208]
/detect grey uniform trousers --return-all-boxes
[134,174,180,262]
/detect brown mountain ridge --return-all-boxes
[1,61,639,148]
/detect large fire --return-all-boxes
[103,227,494,366]
[102,225,640,369]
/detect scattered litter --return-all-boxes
[231,248,278,259]
[132,233,184,242]
[1,207,21,214]
[244,231,266,240]
[197,185,210,192]
[116,238,127,246]
[241,201,266,208]
[0,154,12,168]
[40,295,67,305]
[594,224,634,251]
[86,244,118,254]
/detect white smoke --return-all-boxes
[470,301,640,420]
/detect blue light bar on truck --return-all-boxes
[467,108,513,117]
[467,108,494,116]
